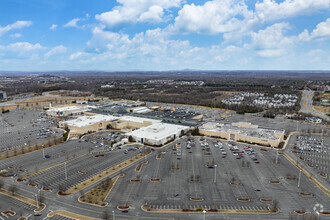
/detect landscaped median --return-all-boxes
[0,188,46,213]
[61,149,152,195]
[0,136,64,161]
[283,153,330,196]
[78,175,121,207]
[47,210,99,220]
[135,160,148,172]
[141,205,279,214]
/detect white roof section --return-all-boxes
[127,122,188,141]
[48,105,91,112]
[66,115,119,127]
[120,115,161,124]
[133,106,151,113]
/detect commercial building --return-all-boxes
[47,105,92,117]
[0,90,7,100]
[59,113,189,144]
[199,122,284,147]
[59,114,119,138]
[126,122,189,146]
[111,116,159,130]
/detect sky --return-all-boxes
[0,0,329,71]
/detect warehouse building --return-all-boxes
[199,122,284,147]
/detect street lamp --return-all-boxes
[64,162,68,180]
[275,150,279,164]
[35,193,38,207]
[35,189,40,207]
[213,165,217,183]
[112,210,115,220]
[298,169,302,188]
[203,210,206,220]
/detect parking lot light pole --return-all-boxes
[298,169,302,188]
[144,146,147,162]
[112,210,115,220]
[203,210,206,220]
[35,193,39,207]
[64,162,68,180]
[42,145,45,158]
[275,150,279,164]
[214,165,217,183]
[35,189,40,207]
[296,121,299,131]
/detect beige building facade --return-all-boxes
[199,122,284,147]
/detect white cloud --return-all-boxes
[308,49,327,56]
[69,51,89,60]
[10,33,22,38]
[63,18,81,28]
[0,42,44,58]
[71,26,247,70]
[311,18,330,38]
[171,0,256,34]
[255,0,330,22]
[86,27,131,53]
[50,24,58,30]
[0,20,32,36]
[250,23,294,57]
[5,42,43,51]
[95,0,182,27]
[298,18,330,41]
[257,49,285,57]
[138,5,164,23]
[45,45,67,58]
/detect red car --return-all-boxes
[254,161,260,164]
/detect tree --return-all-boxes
[128,136,134,142]
[63,131,69,141]
[191,128,199,136]
[106,124,112,129]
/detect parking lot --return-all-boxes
[146,102,232,119]
[85,130,126,149]
[24,145,141,192]
[0,109,62,154]
[0,107,329,219]
[286,134,330,186]
[102,136,329,216]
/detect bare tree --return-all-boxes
[8,185,17,195]
[271,199,279,212]
[102,210,110,220]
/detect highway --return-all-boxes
[300,90,329,121]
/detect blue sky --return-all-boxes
[0,0,329,71]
